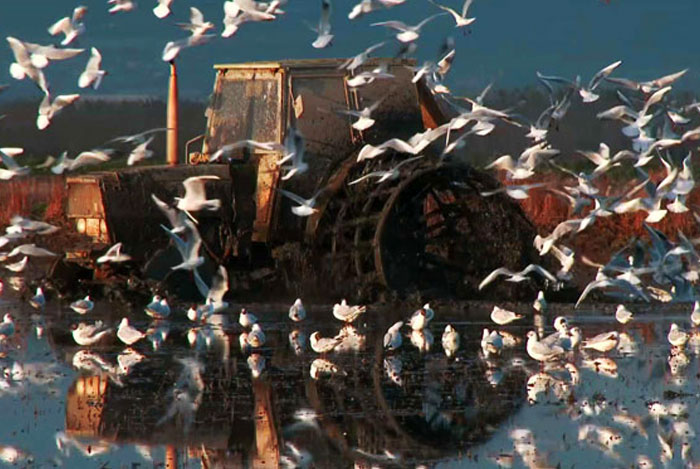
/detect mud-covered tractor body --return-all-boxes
[63,58,538,301]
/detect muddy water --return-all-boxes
[0,286,697,468]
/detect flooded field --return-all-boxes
[0,279,698,468]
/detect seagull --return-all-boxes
[310,331,342,353]
[339,41,386,72]
[145,295,171,319]
[408,303,434,330]
[606,69,688,94]
[193,265,229,312]
[371,13,446,43]
[277,188,323,217]
[479,264,558,290]
[480,182,547,200]
[246,323,266,348]
[117,318,145,345]
[70,296,94,314]
[4,257,28,272]
[162,34,214,62]
[481,328,503,356]
[29,287,45,309]
[428,0,476,28]
[48,6,87,46]
[175,176,221,212]
[346,63,394,88]
[68,149,112,171]
[615,304,634,324]
[310,358,346,379]
[72,321,112,346]
[311,0,333,49]
[161,219,203,271]
[7,244,56,257]
[356,137,419,162]
[78,48,106,90]
[0,314,15,341]
[239,308,258,328]
[108,0,136,14]
[576,278,650,307]
[348,156,424,185]
[37,93,80,130]
[289,329,306,355]
[490,306,524,325]
[581,331,619,353]
[526,330,564,362]
[383,321,403,350]
[442,325,460,357]
[333,299,366,323]
[668,323,688,348]
[533,290,547,313]
[289,298,306,322]
[0,149,29,181]
[176,7,214,37]
[97,242,132,264]
[21,41,84,69]
[153,0,173,18]
[151,193,188,234]
[248,354,265,378]
[691,301,700,327]
[577,60,622,103]
[578,143,635,176]
[6,37,48,93]
[338,98,386,131]
[127,136,155,166]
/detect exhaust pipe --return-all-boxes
[166,61,179,166]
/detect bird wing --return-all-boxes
[319,0,332,29]
[48,17,71,36]
[479,267,514,290]
[521,264,558,283]
[604,76,641,91]
[650,69,688,88]
[182,175,220,201]
[208,265,229,303]
[416,12,447,30]
[6,37,31,66]
[370,20,409,32]
[589,60,622,90]
[28,44,84,61]
[86,48,102,72]
[428,0,460,20]
[161,224,188,258]
[461,0,475,17]
[53,94,80,111]
[151,193,181,228]
[184,219,203,262]
[348,171,389,185]
[278,188,309,206]
[190,7,205,25]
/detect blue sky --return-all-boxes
[0,0,698,100]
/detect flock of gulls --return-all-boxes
[1,0,700,467]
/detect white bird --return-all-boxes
[310,358,346,379]
[606,68,688,94]
[97,242,132,264]
[239,308,258,328]
[338,99,384,131]
[21,41,84,70]
[481,183,547,200]
[575,278,649,308]
[490,306,524,325]
[72,321,112,346]
[668,323,688,348]
[246,323,266,347]
[193,265,229,313]
[408,303,434,330]
[691,301,700,327]
[578,60,623,103]
[383,321,403,350]
[4,256,28,272]
[526,330,564,362]
[384,356,403,386]
[289,298,306,322]
[70,296,94,315]
[311,0,333,49]
[277,188,323,217]
[177,7,214,37]
[7,243,57,258]
[479,264,558,290]
[162,34,214,62]
[247,353,266,378]
[442,325,459,357]
[127,136,155,166]
[348,155,424,185]
[578,143,634,176]
[145,295,171,319]
[333,299,366,323]
[0,149,30,180]
[346,63,394,88]
[289,329,306,356]
[371,13,446,43]
[356,137,419,162]
[29,287,45,309]
[339,41,386,72]
[481,328,503,356]
[6,37,49,94]
[581,331,619,353]
[69,149,112,171]
[48,6,88,46]
[37,93,80,130]
[108,0,136,14]
[310,331,341,353]
[161,220,203,271]
[153,0,173,18]
[615,304,634,325]
[151,193,188,234]
[428,0,476,28]
[78,48,106,90]
[176,175,221,212]
[0,314,15,341]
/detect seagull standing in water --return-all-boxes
[289,298,306,322]
[333,299,366,323]
[526,330,564,362]
[408,303,434,330]
[70,296,94,315]
[615,304,634,324]
[490,306,524,325]
[442,325,459,357]
[383,321,403,350]
[117,318,145,345]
